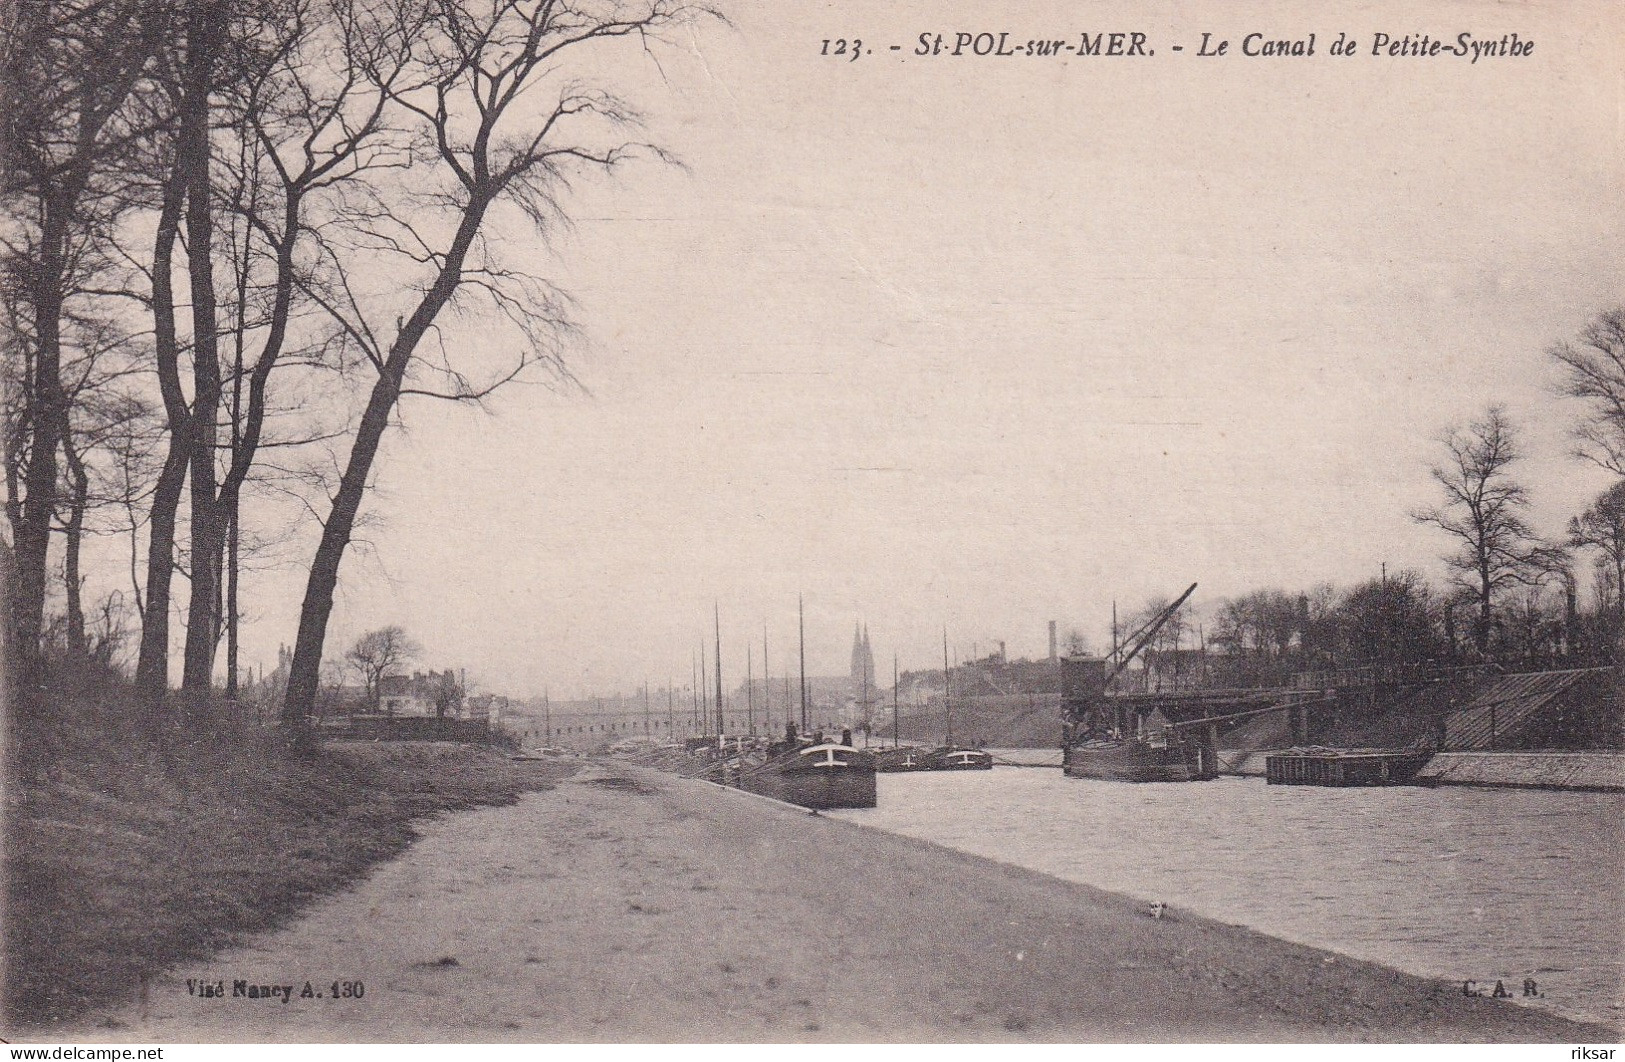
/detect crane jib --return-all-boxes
[1104,581,1199,687]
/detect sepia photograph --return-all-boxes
[2,0,1622,1049]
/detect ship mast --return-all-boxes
[860,637,870,745]
[943,627,953,747]
[714,603,724,738]
[799,594,808,733]
[893,654,900,749]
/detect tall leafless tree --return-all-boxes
[125,0,413,710]
[55,365,154,661]
[1412,407,1567,654]
[281,0,715,726]
[1549,306,1625,478]
[344,624,418,709]
[173,0,230,719]
[3,0,171,698]
[181,0,418,707]
[1569,480,1625,622]
[131,137,192,708]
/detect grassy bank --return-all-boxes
[3,675,576,1032]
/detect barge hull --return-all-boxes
[738,767,877,809]
[1062,742,1218,783]
[1265,750,1432,787]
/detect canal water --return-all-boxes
[828,766,1625,1028]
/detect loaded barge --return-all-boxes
[1265,746,1433,786]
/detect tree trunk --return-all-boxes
[223,191,251,704]
[179,0,223,710]
[134,163,190,711]
[283,200,491,726]
[281,369,411,728]
[9,0,166,701]
[12,203,69,699]
[1614,552,1624,624]
[225,481,239,699]
[62,433,89,659]
[216,195,302,705]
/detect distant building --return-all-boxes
[375,669,464,718]
[243,643,293,699]
[850,624,876,697]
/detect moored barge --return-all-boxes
[1265,746,1433,786]
[1063,733,1218,783]
[874,744,994,772]
[873,745,931,772]
[926,746,994,770]
[1060,584,1221,783]
[736,740,878,809]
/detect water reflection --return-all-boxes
[829,767,1625,1027]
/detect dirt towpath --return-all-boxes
[87,760,1616,1042]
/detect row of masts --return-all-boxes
[536,586,1199,747]
[527,588,1194,747]
[679,596,812,739]
[612,599,966,747]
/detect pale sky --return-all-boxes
[209,0,1625,698]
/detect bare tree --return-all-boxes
[1412,407,1567,654]
[1569,480,1625,621]
[1501,577,1569,667]
[282,0,715,726]
[344,624,419,710]
[131,137,193,708]
[1549,306,1625,477]
[3,0,172,693]
[124,0,415,710]
[1128,595,1194,691]
[56,382,154,661]
[1298,582,1342,667]
[183,0,418,704]
[1208,588,1303,685]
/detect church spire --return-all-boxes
[851,622,875,692]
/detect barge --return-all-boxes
[1063,733,1218,783]
[1265,746,1433,786]
[874,745,994,772]
[873,745,931,772]
[926,746,994,770]
[736,740,877,808]
[1061,584,1220,783]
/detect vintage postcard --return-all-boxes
[3,0,1621,1051]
